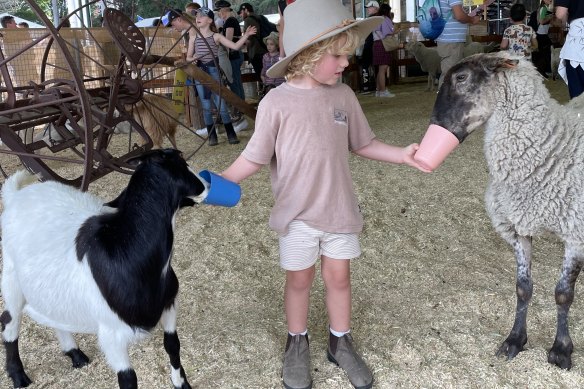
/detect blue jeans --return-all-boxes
[194,65,232,126]
[229,51,245,101]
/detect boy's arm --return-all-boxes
[221,155,263,183]
[353,139,431,172]
[500,37,509,50]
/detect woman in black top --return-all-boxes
[215,0,246,104]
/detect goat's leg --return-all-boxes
[1,261,32,387]
[97,326,137,389]
[161,304,192,389]
[496,235,533,359]
[55,329,90,368]
[547,245,584,370]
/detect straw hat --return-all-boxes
[266,0,383,78]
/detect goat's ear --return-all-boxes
[126,148,181,167]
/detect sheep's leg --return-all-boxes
[54,329,90,368]
[161,304,192,389]
[496,235,532,360]
[97,326,137,389]
[547,245,584,370]
[1,262,32,387]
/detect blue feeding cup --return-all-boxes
[198,170,241,207]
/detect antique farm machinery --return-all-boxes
[0,0,256,190]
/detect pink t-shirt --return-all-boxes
[242,82,375,235]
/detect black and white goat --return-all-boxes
[0,149,209,388]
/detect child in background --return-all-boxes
[501,3,538,59]
[221,0,429,388]
[260,31,286,97]
[165,8,256,146]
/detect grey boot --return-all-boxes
[282,334,312,389]
[327,332,373,389]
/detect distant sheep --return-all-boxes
[429,52,584,370]
[0,149,209,388]
[405,40,441,92]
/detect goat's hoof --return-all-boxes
[65,348,90,368]
[496,336,526,360]
[548,341,573,370]
[9,370,32,387]
[176,381,192,389]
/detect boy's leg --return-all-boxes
[322,256,372,389]
[321,256,351,332]
[285,267,315,333]
[282,267,315,389]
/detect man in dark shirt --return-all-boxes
[237,2,267,78]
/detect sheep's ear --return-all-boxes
[484,56,518,73]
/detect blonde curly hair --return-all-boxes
[285,28,361,80]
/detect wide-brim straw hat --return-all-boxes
[266,0,383,78]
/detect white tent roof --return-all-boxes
[0,13,44,28]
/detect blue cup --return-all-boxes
[199,170,241,207]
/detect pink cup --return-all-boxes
[414,124,459,171]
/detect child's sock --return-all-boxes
[289,329,308,336]
[329,327,350,337]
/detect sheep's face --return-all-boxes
[430,53,518,142]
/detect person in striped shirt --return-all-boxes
[436,0,481,88]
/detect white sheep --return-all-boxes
[0,149,209,388]
[429,52,584,370]
[405,40,441,92]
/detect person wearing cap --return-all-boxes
[164,7,256,146]
[237,2,267,79]
[215,0,248,125]
[221,1,430,388]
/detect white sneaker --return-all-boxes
[374,91,379,97]
[196,127,208,136]
[233,118,248,133]
[377,90,395,98]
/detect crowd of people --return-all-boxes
[163,2,290,146]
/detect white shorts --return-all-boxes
[279,220,361,271]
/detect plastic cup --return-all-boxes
[198,170,241,207]
[414,124,459,171]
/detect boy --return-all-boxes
[501,3,538,59]
[222,0,429,388]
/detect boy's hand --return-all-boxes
[402,144,433,173]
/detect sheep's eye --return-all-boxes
[455,73,468,83]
